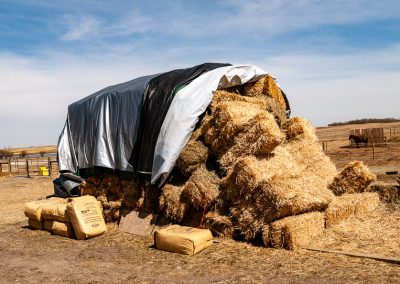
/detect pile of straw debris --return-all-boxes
[80,75,382,250]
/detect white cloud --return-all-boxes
[1,41,399,147]
[62,15,101,41]
[221,0,400,34]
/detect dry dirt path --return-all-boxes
[0,176,399,283]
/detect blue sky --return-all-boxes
[0,0,399,147]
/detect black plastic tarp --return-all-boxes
[131,63,231,174]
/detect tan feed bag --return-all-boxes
[43,220,75,238]
[24,198,64,221]
[154,225,213,255]
[66,196,107,240]
[28,218,43,230]
[41,201,69,222]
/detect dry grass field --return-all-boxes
[0,122,399,283]
[4,145,57,157]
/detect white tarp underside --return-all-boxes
[152,65,268,185]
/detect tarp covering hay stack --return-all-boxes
[74,72,382,250]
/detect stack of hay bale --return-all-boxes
[76,74,382,250]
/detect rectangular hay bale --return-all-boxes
[325,192,380,228]
[177,140,209,177]
[269,212,325,250]
[203,211,233,238]
[181,165,220,209]
[366,182,399,203]
[159,184,189,223]
[255,176,334,223]
[154,225,213,255]
[219,112,284,170]
[329,161,377,195]
[204,101,266,153]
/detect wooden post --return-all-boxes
[372,142,375,160]
[8,158,11,174]
[48,157,52,177]
[17,156,19,173]
[0,163,2,174]
[26,158,30,178]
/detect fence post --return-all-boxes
[8,158,11,174]
[26,158,30,178]
[372,142,375,160]
[48,157,52,177]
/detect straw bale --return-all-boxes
[177,140,209,176]
[366,182,399,203]
[210,90,268,112]
[283,117,317,142]
[182,165,220,209]
[159,184,189,223]
[254,176,334,223]
[243,75,287,112]
[325,192,380,228]
[102,200,122,210]
[269,212,325,250]
[285,139,337,187]
[218,112,285,170]
[325,194,356,228]
[222,149,301,201]
[212,90,287,125]
[204,101,266,153]
[243,76,265,97]
[203,211,233,238]
[261,225,270,248]
[230,206,264,240]
[103,208,121,223]
[354,192,380,216]
[80,181,96,196]
[329,161,377,195]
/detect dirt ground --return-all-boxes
[1,122,400,283]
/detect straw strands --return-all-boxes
[159,184,189,223]
[182,165,220,209]
[269,212,325,250]
[76,75,384,252]
[329,161,377,195]
[325,192,380,228]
